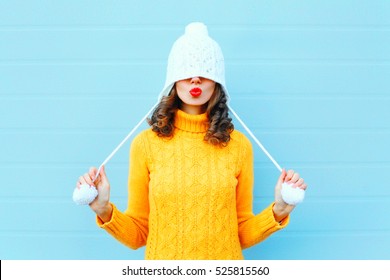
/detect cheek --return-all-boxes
[205,83,216,95]
[175,82,190,95]
[175,83,183,92]
[204,80,216,90]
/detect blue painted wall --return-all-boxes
[1,0,389,260]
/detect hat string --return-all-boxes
[228,105,283,172]
[92,101,159,182]
[93,102,282,182]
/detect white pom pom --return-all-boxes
[281,182,305,205]
[72,184,98,205]
[185,22,208,37]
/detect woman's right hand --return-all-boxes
[77,165,113,222]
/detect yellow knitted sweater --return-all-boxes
[97,110,289,259]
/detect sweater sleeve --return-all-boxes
[236,134,289,249]
[96,131,150,250]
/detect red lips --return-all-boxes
[189,87,202,97]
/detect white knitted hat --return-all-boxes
[158,22,228,99]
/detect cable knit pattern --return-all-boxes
[97,110,289,259]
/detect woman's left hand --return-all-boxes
[273,169,308,223]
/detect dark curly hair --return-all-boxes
[148,83,234,146]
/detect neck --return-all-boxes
[180,103,207,115]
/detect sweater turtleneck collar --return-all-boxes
[174,110,209,133]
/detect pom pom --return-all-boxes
[185,22,208,37]
[281,182,305,205]
[72,184,98,205]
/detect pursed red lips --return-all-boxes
[189,87,202,97]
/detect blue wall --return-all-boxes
[1,0,389,260]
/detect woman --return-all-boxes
[76,22,307,260]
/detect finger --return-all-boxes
[100,165,107,181]
[89,166,97,178]
[89,167,98,184]
[82,173,93,186]
[277,168,287,185]
[77,176,90,188]
[285,169,294,182]
[100,165,110,186]
[300,183,308,190]
[291,172,300,184]
[294,178,304,188]
[78,175,87,185]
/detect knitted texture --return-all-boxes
[158,22,228,100]
[97,110,289,260]
[281,182,305,205]
[73,184,98,205]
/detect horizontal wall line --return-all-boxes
[0,94,156,101]
[229,59,390,65]
[0,228,388,238]
[0,59,390,66]
[0,196,126,203]
[2,128,390,133]
[0,230,101,237]
[257,195,390,202]
[281,229,390,236]
[0,59,165,65]
[0,24,389,31]
[2,195,389,202]
[1,162,389,169]
[1,93,390,100]
[232,93,390,100]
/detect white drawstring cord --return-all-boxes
[73,101,159,205]
[95,104,282,175]
[73,101,304,205]
[229,105,305,205]
[228,105,283,173]
[93,101,159,182]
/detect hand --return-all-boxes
[77,165,112,222]
[273,169,307,222]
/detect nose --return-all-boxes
[190,76,201,84]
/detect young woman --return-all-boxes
[76,22,307,260]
